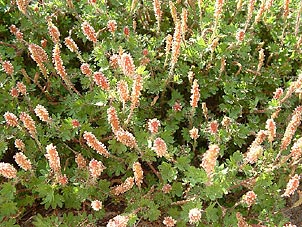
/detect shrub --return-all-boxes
[1,0,302,226]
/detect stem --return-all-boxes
[146,161,163,182]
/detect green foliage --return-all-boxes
[0,0,302,226]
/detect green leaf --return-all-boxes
[175,156,191,171]
[226,151,243,168]
[203,182,226,200]
[17,195,35,207]
[223,212,238,227]
[62,186,83,209]
[36,184,64,209]
[0,182,16,201]
[0,202,18,218]
[205,203,221,223]
[108,139,127,155]
[0,140,8,157]
[0,218,20,227]
[161,129,175,145]
[171,181,183,197]
[147,204,161,221]
[184,166,207,186]
[127,214,139,226]
[159,162,178,183]
[136,65,146,75]
[32,214,61,227]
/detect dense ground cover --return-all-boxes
[1,0,302,226]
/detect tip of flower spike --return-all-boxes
[91,200,103,211]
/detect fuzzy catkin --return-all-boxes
[20,112,37,138]
[110,54,120,69]
[47,21,60,44]
[14,152,32,171]
[209,120,219,134]
[53,44,67,80]
[81,21,97,43]
[283,0,290,19]
[45,144,61,175]
[152,137,167,157]
[117,80,129,103]
[2,61,14,75]
[0,162,17,179]
[153,0,162,29]
[273,88,284,100]
[64,37,78,53]
[133,162,143,188]
[266,118,276,143]
[181,8,188,37]
[130,75,143,111]
[83,131,110,157]
[107,106,121,133]
[190,79,200,108]
[17,82,26,95]
[249,130,267,149]
[4,112,18,127]
[257,49,265,72]
[16,0,30,14]
[246,145,263,164]
[236,212,249,227]
[255,0,266,23]
[91,200,102,211]
[115,130,137,148]
[162,184,172,193]
[89,159,106,179]
[236,29,245,42]
[80,63,92,76]
[290,138,302,161]
[165,34,173,55]
[147,118,161,134]
[280,106,302,151]
[170,20,182,70]
[189,127,199,140]
[10,87,19,98]
[247,0,256,24]
[201,144,219,178]
[93,72,110,90]
[15,139,25,152]
[214,0,224,20]
[111,177,134,195]
[119,53,135,77]
[34,104,51,123]
[282,174,300,197]
[107,20,117,33]
[188,208,202,224]
[169,1,178,24]
[163,216,177,227]
[241,191,257,207]
[107,215,129,227]
[75,153,87,169]
[28,44,48,65]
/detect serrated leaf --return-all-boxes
[205,203,220,223]
[147,205,161,221]
[171,182,183,197]
[0,218,20,227]
[159,162,177,183]
[184,166,207,186]
[175,156,191,171]
[0,202,18,218]
[0,140,8,157]
[0,182,16,201]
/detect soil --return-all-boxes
[283,186,302,226]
